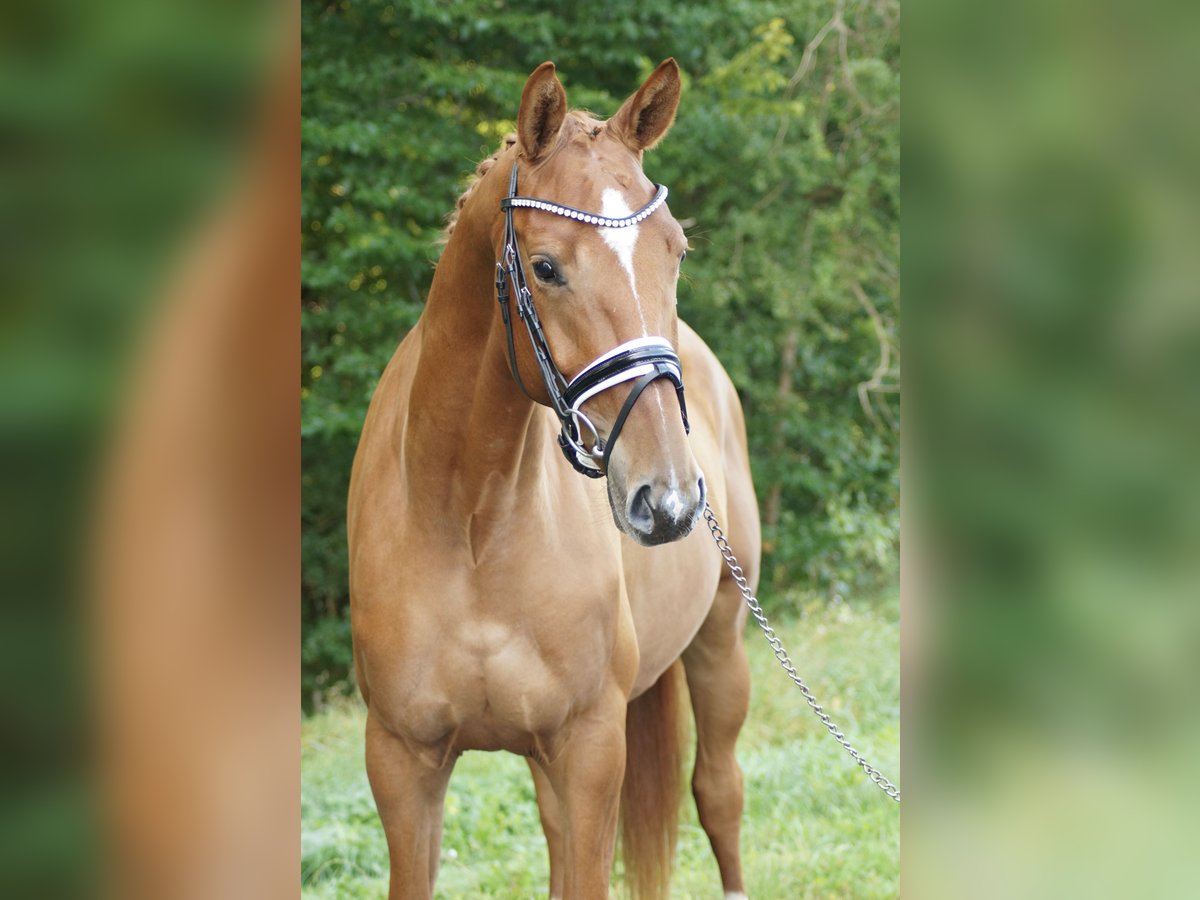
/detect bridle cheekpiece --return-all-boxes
[495,161,689,478]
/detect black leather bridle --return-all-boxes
[495,162,689,478]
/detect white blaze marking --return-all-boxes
[725,893,749,900]
[663,488,685,521]
[598,188,647,334]
[596,187,685,491]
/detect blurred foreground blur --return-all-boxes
[0,1,297,897]
[907,0,1200,896]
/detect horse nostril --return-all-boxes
[627,483,654,532]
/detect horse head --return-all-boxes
[496,60,705,546]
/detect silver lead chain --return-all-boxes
[703,503,901,803]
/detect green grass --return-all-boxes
[301,589,899,898]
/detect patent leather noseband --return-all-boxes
[495,162,689,478]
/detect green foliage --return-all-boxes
[301,607,354,711]
[301,0,899,700]
[301,595,900,897]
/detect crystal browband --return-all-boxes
[501,184,669,229]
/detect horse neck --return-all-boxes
[404,186,550,514]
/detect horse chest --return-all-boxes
[385,591,620,754]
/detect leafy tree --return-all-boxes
[301,0,899,705]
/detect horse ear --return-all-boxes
[609,59,681,153]
[517,61,567,161]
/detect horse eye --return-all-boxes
[532,259,557,282]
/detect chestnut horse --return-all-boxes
[347,59,761,900]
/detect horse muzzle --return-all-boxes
[615,471,706,546]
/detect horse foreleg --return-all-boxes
[529,758,566,899]
[542,687,627,899]
[364,711,456,899]
[682,580,752,898]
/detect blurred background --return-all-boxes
[300,0,901,709]
[906,0,1200,895]
[1,0,295,896]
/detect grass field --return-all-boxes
[301,589,899,898]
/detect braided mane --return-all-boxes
[442,133,517,241]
